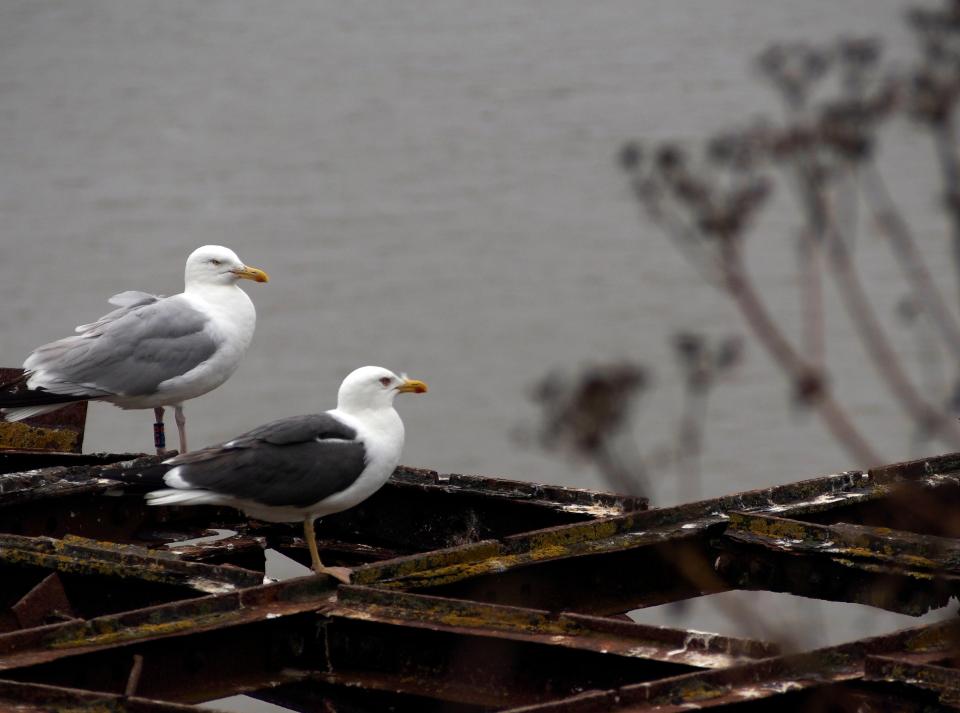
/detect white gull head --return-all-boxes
[184,245,270,290]
[336,366,428,416]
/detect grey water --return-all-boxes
[1,0,954,683]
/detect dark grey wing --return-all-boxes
[232,413,358,446]
[166,413,368,508]
[24,294,219,397]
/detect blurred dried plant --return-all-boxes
[535,0,960,503]
[532,362,649,496]
[672,333,744,502]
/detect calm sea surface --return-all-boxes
[0,0,953,675]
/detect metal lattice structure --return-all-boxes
[1,380,959,711]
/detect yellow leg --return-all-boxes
[303,516,323,571]
[303,516,352,584]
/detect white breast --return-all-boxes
[150,285,257,405]
[304,406,405,519]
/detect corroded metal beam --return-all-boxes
[0,532,263,594]
[726,512,960,573]
[865,654,960,707]
[2,440,960,709]
[717,511,960,614]
[0,368,88,456]
[353,468,885,593]
[0,456,646,567]
[332,585,778,667]
[352,466,960,616]
[10,574,76,630]
[0,679,216,713]
[501,618,960,712]
[0,575,777,708]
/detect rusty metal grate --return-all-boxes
[0,421,959,709]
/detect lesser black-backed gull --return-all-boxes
[145,365,428,583]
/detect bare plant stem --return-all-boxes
[594,439,650,498]
[642,197,882,465]
[798,229,827,368]
[827,224,960,444]
[860,162,960,361]
[676,383,708,503]
[932,121,960,315]
[719,238,883,465]
[641,194,723,287]
[794,165,960,446]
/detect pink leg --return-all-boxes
[174,405,188,454]
[153,407,166,456]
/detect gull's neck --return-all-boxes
[183,281,253,309]
[336,403,404,448]
[338,399,396,418]
[182,281,256,337]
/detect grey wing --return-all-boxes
[74,292,162,332]
[24,294,218,397]
[167,414,368,507]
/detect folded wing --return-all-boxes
[162,413,368,508]
[24,294,218,398]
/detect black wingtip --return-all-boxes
[99,458,174,491]
[0,388,87,409]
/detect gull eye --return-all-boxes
[209,259,222,266]
[379,376,392,387]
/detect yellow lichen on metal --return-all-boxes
[373,553,525,589]
[733,512,807,541]
[50,611,239,650]
[1,542,173,584]
[352,541,503,586]
[523,515,636,551]
[833,557,937,580]
[670,678,729,703]
[345,601,579,637]
[0,420,79,452]
[904,623,952,653]
[363,513,664,589]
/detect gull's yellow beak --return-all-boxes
[232,265,270,283]
[396,378,428,394]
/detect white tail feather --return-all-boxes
[2,404,66,421]
[146,489,227,507]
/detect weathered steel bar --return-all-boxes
[0,576,334,665]
[500,618,960,712]
[0,457,145,504]
[0,575,777,708]
[353,468,883,591]
[865,654,960,707]
[1,432,959,709]
[332,585,779,667]
[727,512,960,573]
[0,456,646,573]
[10,574,76,630]
[0,368,88,457]
[868,451,960,483]
[164,532,268,570]
[390,467,647,514]
[716,511,960,614]
[350,465,960,619]
[0,532,263,594]
[249,676,490,713]
[0,678,216,713]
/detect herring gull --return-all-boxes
[0,245,268,454]
[146,365,428,583]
